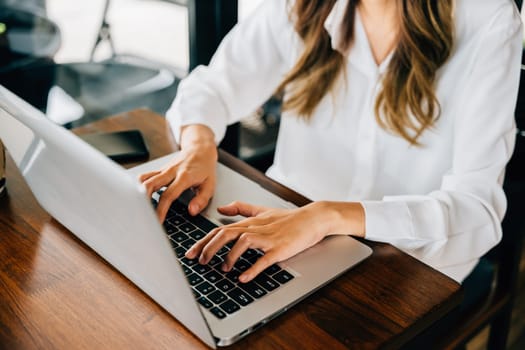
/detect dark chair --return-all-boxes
[239,96,281,172]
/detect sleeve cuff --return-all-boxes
[165,73,230,146]
[361,200,414,242]
[167,107,228,146]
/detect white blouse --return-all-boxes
[167,0,523,282]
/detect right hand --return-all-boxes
[139,124,218,222]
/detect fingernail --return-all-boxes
[221,263,229,272]
[190,203,199,214]
[187,247,197,257]
[239,274,249,283]
[199,255,206,264]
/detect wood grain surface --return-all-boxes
[0,109,462,349]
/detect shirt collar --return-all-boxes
[324,0,393,76]
[323,0,350,54]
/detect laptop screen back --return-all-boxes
[0,86,216,348]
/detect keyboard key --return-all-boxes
[179,222,197,234]
[227,288,254,306]
[169,239,178,249]
[210,307,227,319]
[165,224,179,235]
[197,296,213,309]
[225,269,241,283]
[192,264,211,275]
[171,201,188,215]
[196,281,215,295]
[168,216,184,227]
[204,270,223,284]
[234,258,252,272]
[246,254,260,264]
[181,238,197,250]
[189,229,206,241]
[171,232,188,243]
[187,273,204,286]
[216,279,235,293]
[263,264,281,275]
[192,288,201,298]
[273,270,294,284]
[186,215,217,233]
[254,274,279,291]
[181,257,198,266]
[241,282,267,299]
[216,246,229,256]
[241,249,260,260]
[208,290,227,304]
[182,265,192,276]
[208,255,223,267]
[165,208,177,220]
[219,300,240,314]
[174,246,186,258]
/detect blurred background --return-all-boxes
[0,0,277,170]
[1,0,525,171]
[48,0,261,67]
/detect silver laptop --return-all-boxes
[0,85,372,348]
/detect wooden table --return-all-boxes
[0,109,462,349]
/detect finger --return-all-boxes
[138,170,161,183]
[198,227,245,264]
[217,201,269,218]
[185,227,220,259]
[156,174,192,222]
[188,178,215,216]
[239,252,277,283]
[221,232,260,272]
[143,172,174,199]
[214,214,273,233]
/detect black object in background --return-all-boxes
[79,130,149,162]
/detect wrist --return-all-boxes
[314,201,366,238]
[180,124,218,159]
[180,124,215,146]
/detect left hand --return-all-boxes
[185,200,364,283]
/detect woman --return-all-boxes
[140,0,523,285]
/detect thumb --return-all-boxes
[188,180,215,216]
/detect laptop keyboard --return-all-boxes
[153,194,294,319]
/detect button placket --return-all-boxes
[347,75,381,199]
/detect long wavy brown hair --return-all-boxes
[276,0,454,145]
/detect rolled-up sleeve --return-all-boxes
[166,0,292,144]
[362,5,522,281]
